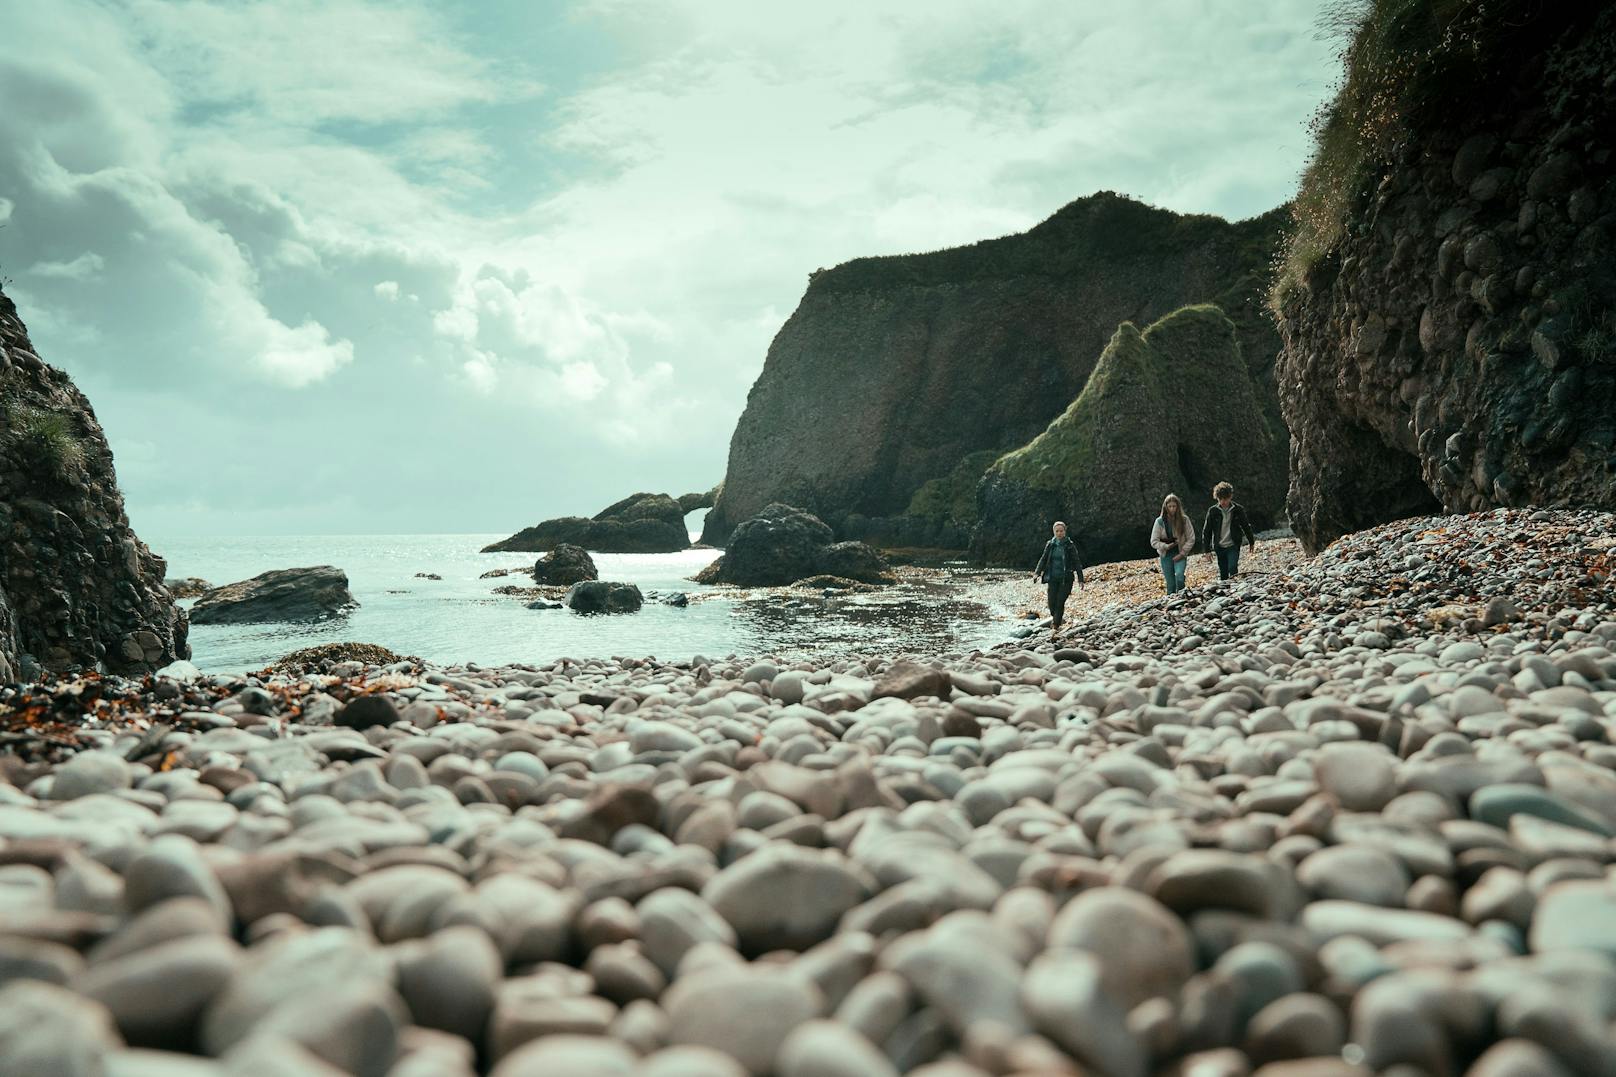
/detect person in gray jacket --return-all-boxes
[1151,493,1195,595]
[1032,521,1084,633]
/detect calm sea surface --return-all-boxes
[148,533,1015,673]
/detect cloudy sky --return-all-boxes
[1,0,1340,538]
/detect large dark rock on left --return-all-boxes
[0,286,189,676]
[697,504,894,585]
[190,567,357,625]
[483,492,689,553]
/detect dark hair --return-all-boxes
[1214,481,1234,499]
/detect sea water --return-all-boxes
[150,533,1012,672]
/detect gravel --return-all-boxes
[0,507,1613,1074]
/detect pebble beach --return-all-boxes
[3,507,1616,1076]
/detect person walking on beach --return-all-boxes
[1151,494,1195,595]
[1033,521,1084,634]
[1201,480,1257,581]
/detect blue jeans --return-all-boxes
[1159,555,1186,594]
[1215,544,1242,580]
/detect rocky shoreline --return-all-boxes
[0,509,1614,1075]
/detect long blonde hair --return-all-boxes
[1160,494,1189,543]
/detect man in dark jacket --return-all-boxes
[1032,521,1084,633]
[1201,481,1257,580]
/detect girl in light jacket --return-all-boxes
[1151,493,1195,595]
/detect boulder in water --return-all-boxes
[190,567,357,625]
[696,504,892,587]
[565,581,644,614]
[533,544,598,585]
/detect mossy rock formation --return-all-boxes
[972,305,1285,567]
[484,492,689,554]
[0,287,189,678]
[1274,1,1616,552]
[701,192,1288,547]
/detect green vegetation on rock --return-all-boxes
[974,304,1286,566]
[993,306,1247,495]
[1275,0,1599,310]
[704,191,1290,547]
[904,449,1000,529]
[5,404,86,479]
[1273,0,1614,551]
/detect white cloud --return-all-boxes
[29,251,104,280]
[560,360,607,401]
[239,314,354,388]
[0,0,1340,535]
[127,0,508,126]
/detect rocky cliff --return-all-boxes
[702,192,1287,546]
[0,287,188,678]
[973,305,1286,567]
[1275,1,1615,553]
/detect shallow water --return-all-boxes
[150,534,1017,672]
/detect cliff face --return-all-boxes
[973,305,1286,567]
[0,287,188,678]
[1275,2,1616,553]
[702,192,1287,545]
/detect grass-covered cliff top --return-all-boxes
[1274,0,1601,309]
[990,304,1244,493]
[810,192,1286,295]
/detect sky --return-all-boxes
[0,0,1342,538]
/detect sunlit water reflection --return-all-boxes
[150,534,1019,672]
